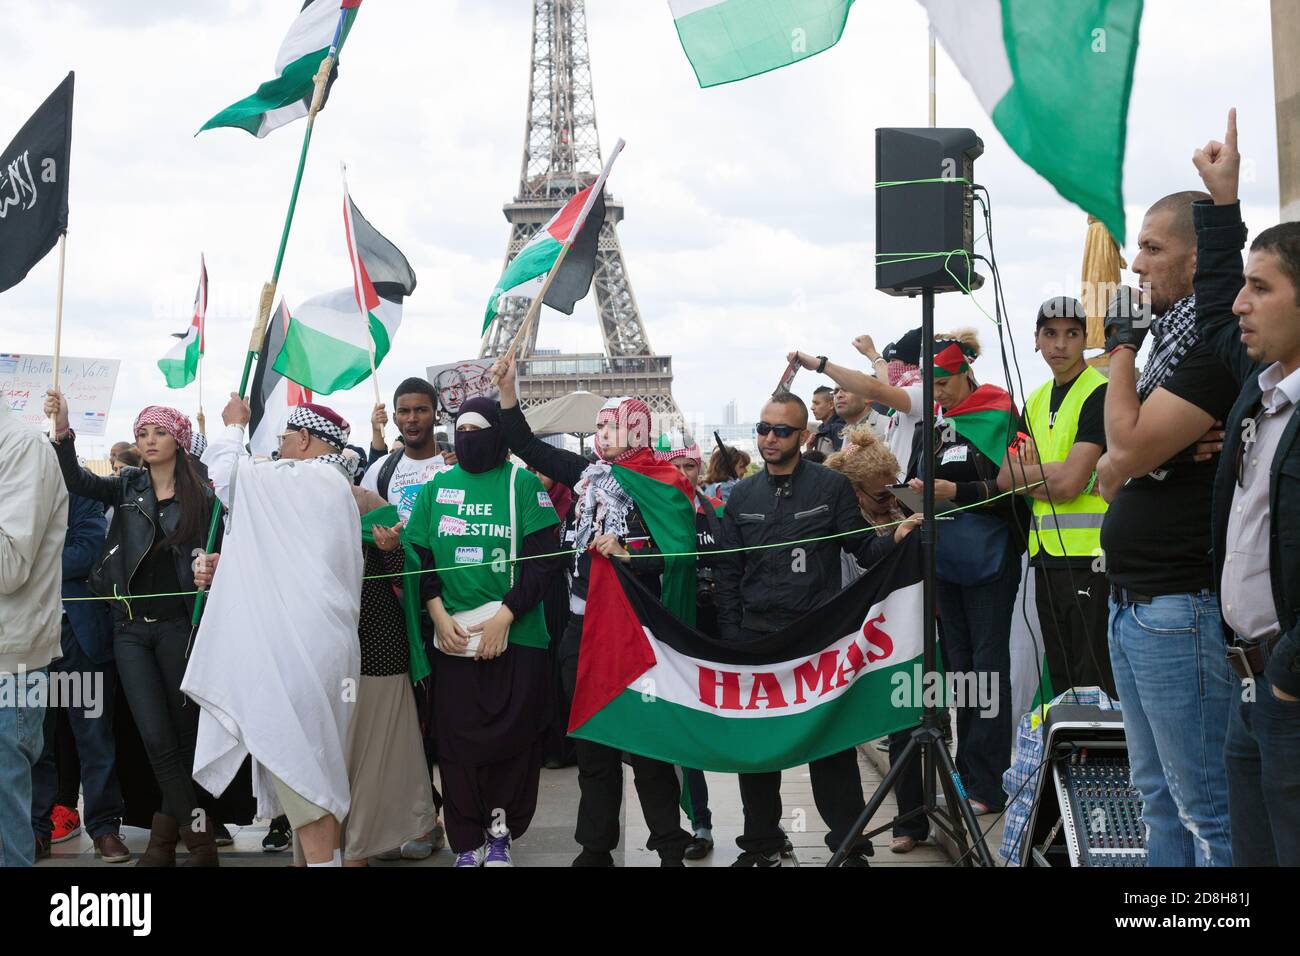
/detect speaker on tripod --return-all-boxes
[830,127,991,867]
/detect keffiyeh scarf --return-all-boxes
[1136,295,1199,400]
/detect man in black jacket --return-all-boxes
[1191,109,1300,865]
[715,392,917,866]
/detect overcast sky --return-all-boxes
[0,0,1283,456]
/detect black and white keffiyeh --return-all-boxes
[287,403,351,449]
[572,461,636,556]
[1136,295,1200,400]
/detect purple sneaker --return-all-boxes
[483,832,513,867]
[454,844,486,868]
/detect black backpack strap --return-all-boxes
[376,448,405,501]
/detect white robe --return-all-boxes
[182,425,362,821]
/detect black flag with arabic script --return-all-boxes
[0,72,73,295]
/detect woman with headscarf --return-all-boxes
[44,390,220,866]
[493,356,696,867]
[902,335,1029,816]
[406,397,564,867]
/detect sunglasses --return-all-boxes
[755,422,799,438]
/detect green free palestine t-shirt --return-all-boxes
[407,463,560,649]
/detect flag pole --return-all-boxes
[504,138,625,362]
[928,23,936,127]
[196,253,207,435]
[191,6,350,628]
[197,350,206,436]
[340,161,383,406]
[49,231,68,435]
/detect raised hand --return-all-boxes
[852,335,880,360]
[221,392,251,428]
[786,351,820,371]
[43,388,70,434]
[1192,107,1240,205]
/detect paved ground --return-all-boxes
[40,743,1007,868]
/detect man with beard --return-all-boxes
[715,391,916,866]
[1098,189,1240,867]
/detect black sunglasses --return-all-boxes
[755,422,799,438]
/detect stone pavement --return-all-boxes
[38,742,1008,868]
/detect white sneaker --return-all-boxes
[453,844,487,868]
[482,832,513,867]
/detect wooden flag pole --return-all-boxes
[197,349,206,436]
[190,11,348,628]
[49,232,68,435]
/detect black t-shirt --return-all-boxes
[131,498,189,620]
[1100,344,1239,594]
[1018,374,1108,569]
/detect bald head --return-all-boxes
[1145,190,1211,248]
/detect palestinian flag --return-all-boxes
[483,140,623,332]
[604,449,699,625]
[158,255,206,388]
[199,0,363,138]
[669,0,857,88]
[360,504,431,684]
[273,187,416,394]
[943,382,1018,467]
[920,0,1142,242]
[570,535,926,772]
[249,297,313,457]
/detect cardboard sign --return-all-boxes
[0,352,119,436]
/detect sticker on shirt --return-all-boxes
[438,514,468,536]
[436,487,466,505]
[941,445,969,465]
[454,546,484,565]
[537,492,554,508]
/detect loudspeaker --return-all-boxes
[875,127,984,295]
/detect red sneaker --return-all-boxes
[50,804,81,844]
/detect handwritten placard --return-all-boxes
[0,353,120,436]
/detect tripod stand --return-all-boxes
[827,287,996,868]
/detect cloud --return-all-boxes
[0,0,1280,454]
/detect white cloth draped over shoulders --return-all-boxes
[184,425,362,821]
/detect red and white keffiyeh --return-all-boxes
[133,406,193,453]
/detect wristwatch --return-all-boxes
[816,355,828,374]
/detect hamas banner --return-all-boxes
[0,72,73,295]
[570,534,926,773]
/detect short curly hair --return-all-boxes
[825,423,900,495]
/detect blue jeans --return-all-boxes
[1224,641,1300,866]
[1107,593,1233,866]
[31,627,124,841]
[0,667,48,867]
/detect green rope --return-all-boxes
[874,177,971,188]
[61,484,1040,603]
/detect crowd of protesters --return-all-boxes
[1,115,1297,868]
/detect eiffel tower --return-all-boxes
[479,0,683,428]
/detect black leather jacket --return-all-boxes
[715,458,894,638]
[53,434,217,619]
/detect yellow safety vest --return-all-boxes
[1024,366,1108,559]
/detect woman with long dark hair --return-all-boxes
[44,390,220,866]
